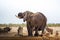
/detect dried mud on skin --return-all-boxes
[0,36,60,40]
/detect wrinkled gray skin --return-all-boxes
[16,11,47,36]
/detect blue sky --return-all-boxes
[0,0,60,24]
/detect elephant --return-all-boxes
[15,11,47,36]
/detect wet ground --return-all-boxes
[0,27,60,37]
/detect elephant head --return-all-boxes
[15,11,33,22]
[23,11,33,22]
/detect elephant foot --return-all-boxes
[39,34,43,37]
[28,35,32,37]
[34,33,39,36]
[28,34,33,36]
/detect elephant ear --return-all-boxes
[23,11,33,22]
[23,12,28,22]
[29,15,33,19]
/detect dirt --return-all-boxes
[0,27,60,37]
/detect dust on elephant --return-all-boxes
[15,11,47,36]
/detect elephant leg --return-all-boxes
[34,27,39,36]
[29,28,33,36]
[27,27,33,36]
[42,23,46,35]
[27,22,33,36]
[41,22,46,36]
[34,31,39,36]
[41,26,45,36]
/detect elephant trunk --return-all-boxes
[23,17,27,22]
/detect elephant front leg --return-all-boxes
[34,31,39,36]
[27,28,33,36]
[27,22,33,36]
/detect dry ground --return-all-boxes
[0,27,60,37]
[0,27,60,40]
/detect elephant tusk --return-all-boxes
[15,15,19,18]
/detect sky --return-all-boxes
[0,0,60,24]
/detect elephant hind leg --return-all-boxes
[34,27,39,36]
[34,31,39,36]
[41,21,46,35]
[41,25,46,36]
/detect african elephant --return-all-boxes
[16,11,47,36]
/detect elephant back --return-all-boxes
[29,12,47,31]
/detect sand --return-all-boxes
[0,27,60,37]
